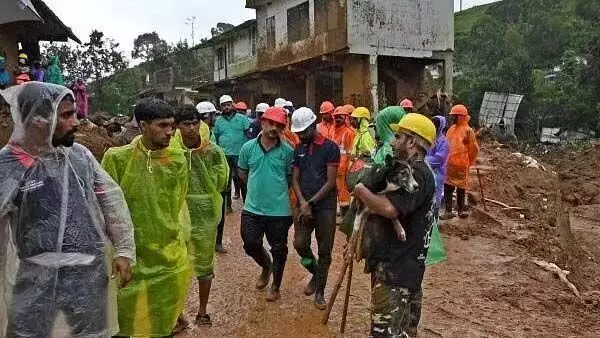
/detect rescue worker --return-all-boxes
[247,102,269,139]
[238,107,295,302]
[197,101,230,254]
[349,106,376,160]
[172,105,229,326]
[331,104,356,214]
[291,107,340,310]
[353,113,437,337]
[400,98,414,113]
[284,100,295,114]
[213,95,250,209]
[0,56,11,89]
[45,55,65,86]
[443,104,479,219]
[235,101,249,115]
[14,53,31,85]
[372,106,406,164]
[427,116,450,209]
[317,101,335,139]
[0,82,136,337]
[102,98,190,337]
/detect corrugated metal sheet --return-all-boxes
[479,92,523,138]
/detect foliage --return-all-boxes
[210,23,235,37]
[131,32,170,63]
[454,0,600,138]
[42,30,128,84]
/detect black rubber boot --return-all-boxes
[314,264,330,310]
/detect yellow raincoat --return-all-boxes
[171,122,229,279]
[101,136,190,337]
[445,115,479,190]
[350,117,376,159]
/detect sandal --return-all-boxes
[195,314,212,326]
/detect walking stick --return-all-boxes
[340,257,354,333]
[476,168,487,211]
[322,232,357,325]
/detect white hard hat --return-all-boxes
[219,95,233,105]
[274,98,287,107]
[255,103,269,113]
[285,101,293,107]
[291,107,317,133]
[196,101,216,115]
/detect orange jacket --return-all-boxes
[331,124,356,174]
[445,116,479,190]
[317,121,335,139]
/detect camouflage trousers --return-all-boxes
[370,275,422,337]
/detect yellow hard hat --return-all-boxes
[350,107,371,119]
[390,113,436,146]
[18,53,28,60]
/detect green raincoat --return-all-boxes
[372,106,406,164]
[101,136,190,337]
[171,122,229,278]
[351,117,376,159]
[44,56,65,86]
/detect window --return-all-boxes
[217,47,225,69]
[287,1,310,43]
[227,38,234,64]
[266,16,276,50]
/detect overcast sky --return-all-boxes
[44,0,498,58]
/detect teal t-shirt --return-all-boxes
[238,137,294,217]
[213,113,250,155]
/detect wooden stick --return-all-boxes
[322,233,356,325]
[340,258,354,333]
[477,168,488,211]
[484,197,511,209]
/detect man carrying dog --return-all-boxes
[353,113,437,337]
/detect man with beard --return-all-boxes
[102,98,190,337]
[213,95,250,211]
[291,107,340,309]
[238,107,294,302]
[0,82,135,337]
[353,113,436,337]
[317,101,335,139]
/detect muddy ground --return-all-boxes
[176,145,600,338]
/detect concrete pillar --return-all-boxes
[369,54,379,115]
[443,55,454,95]
[305,72,316,110]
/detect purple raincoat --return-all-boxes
[426,116,450,206]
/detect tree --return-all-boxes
[210,23,234,37]
[132,32,170,62]
[42,30,128,84]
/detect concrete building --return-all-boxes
[198,0,454,112]
[0,0,80,75]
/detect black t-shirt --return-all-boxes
[293,134,340,211]
[364,160,436,289]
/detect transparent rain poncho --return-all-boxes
[0,82,136,337]
[172,124,229,278]
[101,133,190,336]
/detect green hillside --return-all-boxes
[453,0,600,137]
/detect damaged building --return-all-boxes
[197,0,454,112]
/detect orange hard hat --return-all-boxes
[334,104,354,116]
[450,104,469,116]
[320,101,335,114]
[261,106,288,125]
[400,99,414,109]
[234,102,248,110]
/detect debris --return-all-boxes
[484,198,511,209]
[533,260,581,299]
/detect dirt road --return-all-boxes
[176,198,600,338]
